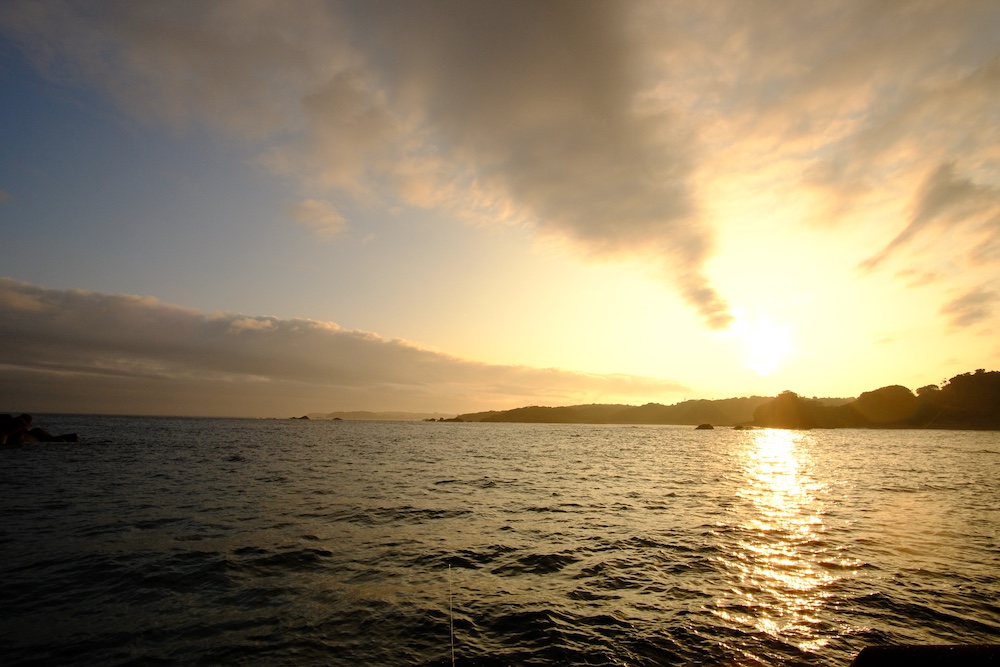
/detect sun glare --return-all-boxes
[731,314,795,376]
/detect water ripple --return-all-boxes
[1,418,999,665]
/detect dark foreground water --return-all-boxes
[1,417,999,665]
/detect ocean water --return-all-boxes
[1,417,999,666]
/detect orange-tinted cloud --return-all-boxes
[941,287,999,328]
[291,199,348,240]
[860,163,1000,272]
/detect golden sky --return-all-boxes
[1,1,998,416]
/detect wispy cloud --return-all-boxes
[941,286,999,328]
[0,278,688,416]
[290,199,348,240]
[860,163,1000,272]
[895,269,940,289]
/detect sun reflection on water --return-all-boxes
[712,428,835,654]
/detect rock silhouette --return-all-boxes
[1,414,79,444]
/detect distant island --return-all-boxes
[439,369,1000,430]
[306,410,457,421]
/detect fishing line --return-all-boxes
[449,564,455,667]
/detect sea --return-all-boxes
[1,416,999,666]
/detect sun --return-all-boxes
[732,314,795,376]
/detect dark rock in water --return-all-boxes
[29,427,79,442]
[695,423,714,430]
[2,414,79,444]
[2,414,33,444]
[732,424,757,430]
[9,430,38,444]
[851,644,1000,666]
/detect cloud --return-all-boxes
[895,269,940,289]
[0,0,730,328]
[290,199,348,239]
[941,287,999,328]
[227,317,275,334]
[5,1,1000,330]
[0,0,351,139]
[643,2,1000,286]
[860,163,1000,272]
[0,278,689,416]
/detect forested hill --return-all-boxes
[456,396,815,426]
[449,369,1000,429]
[752,369,1000,430]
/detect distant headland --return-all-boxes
[428,369,1000,430]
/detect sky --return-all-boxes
[1,0,999,417]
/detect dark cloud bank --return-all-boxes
[0,279,687,416]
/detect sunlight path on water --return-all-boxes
[712,429,838,657]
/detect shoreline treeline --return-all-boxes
[449,370,1000,430]
[752,370,1000,429]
